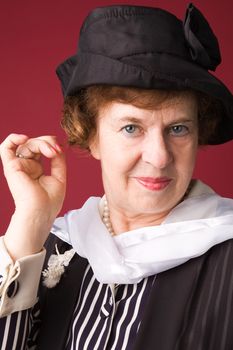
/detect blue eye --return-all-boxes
[170,125,189,136]
[122,124,141,136]
[124,125,137,133]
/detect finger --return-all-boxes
[16,138,61,159]
[50,152,67,184]
[0,134,29,163]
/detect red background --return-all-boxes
[0,0,232,233]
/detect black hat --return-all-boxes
[56,3,233,145]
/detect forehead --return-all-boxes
[98,93,198,122]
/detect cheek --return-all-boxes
[101,138,140,171]
[173,141,198,175]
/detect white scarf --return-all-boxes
[51,180,233,284]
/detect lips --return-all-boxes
[134,177,172,191]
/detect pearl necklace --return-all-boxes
[102,197,115,236]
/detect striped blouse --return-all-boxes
[0,263,156,350]
[2,239,233,349]
[65,264,156,350]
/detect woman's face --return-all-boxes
[90,94,199,218]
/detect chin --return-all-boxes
[133,188,185,213]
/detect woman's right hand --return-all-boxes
[0,133,67,260]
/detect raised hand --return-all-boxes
[0,133,67,260]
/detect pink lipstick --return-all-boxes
[134,177,172,191]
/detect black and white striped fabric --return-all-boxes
[0,301,41,350]
[2,240,233,349]
[65,265,156,350]
[0,310,30,350]
[0,264,155,350]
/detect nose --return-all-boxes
[141,132,173,169]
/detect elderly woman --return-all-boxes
[0,3,233,350]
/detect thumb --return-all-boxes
[50,152,67,184]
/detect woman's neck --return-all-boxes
[101,197,171,235]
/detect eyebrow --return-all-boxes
[167,118,196,124]
[114,116,144,124]
[112,116,196,124]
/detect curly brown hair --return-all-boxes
[62,85,221,150]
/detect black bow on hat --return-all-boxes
[56,3,233,145]
[183,3,221,71]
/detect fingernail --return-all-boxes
[49,146,58,154]
[54,144,63,153]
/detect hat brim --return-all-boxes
[56,52,233,145]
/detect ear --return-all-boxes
[89,137,100,160]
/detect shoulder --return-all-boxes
[195,238,233,292]
[207,238,233,262]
